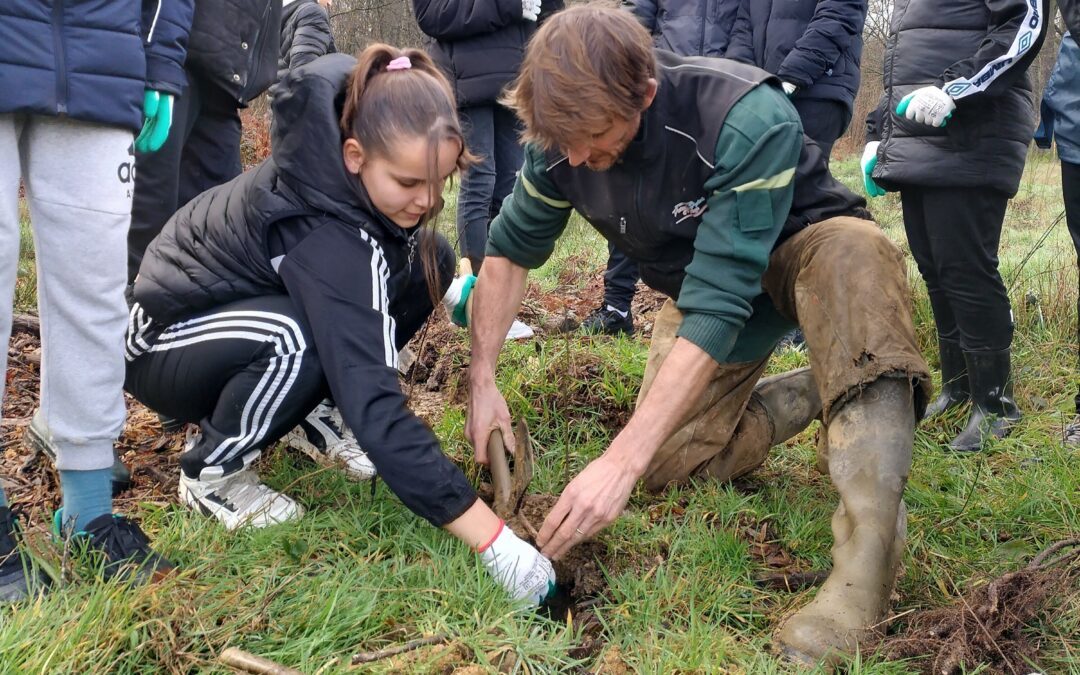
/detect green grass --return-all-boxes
[3,151,1078,673]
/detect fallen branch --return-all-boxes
[351,633,450,664]
[219,647,302,675]
[753,569,830,592]
[12,313,39,336]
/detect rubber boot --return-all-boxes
[775,377,914,666]
[923,338,969,418]
[699,367,821,481]
[949,349,1021,452]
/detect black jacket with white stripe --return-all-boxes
[134,53,478,527]
[866,0,1050,196]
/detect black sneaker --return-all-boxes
[54,510,175,584]
[0,506,50,603]
[26,410,133,496]
[777,328,807,352]
[581,305,634,336]
[1065,415,1080,447]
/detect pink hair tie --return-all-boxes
[386,56,412,71]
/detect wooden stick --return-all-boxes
[12,313,40,336]
[219,647,302,675]
[351,633,451,665]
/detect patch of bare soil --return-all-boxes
[875,539,1080,675]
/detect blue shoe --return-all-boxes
[53,509,175,584]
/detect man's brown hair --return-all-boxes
[501,4,656,152]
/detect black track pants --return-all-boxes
[900,185,1013,352]
[125,295,328,478]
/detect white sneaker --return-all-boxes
[506,319,534,341]
[285,402,377,481]
[179,464,303,530]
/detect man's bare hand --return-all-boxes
[466,379,514,465]
[536,452,639,560]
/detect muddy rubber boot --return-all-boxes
[923,339,969,418]
[949,349,1021,452]
[774,377,914,667]
[699,367,821,480]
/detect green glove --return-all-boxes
[860,141,885,198]
[134,89,174,154]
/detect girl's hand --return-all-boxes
[479,522,556,606]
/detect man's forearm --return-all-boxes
[469,256,529,382]
[610,337,719,475]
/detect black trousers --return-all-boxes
[1062,161,1080,413]
[125,239,451,479]
[127,70,243,282]
[792,97,851,163]
[900,185,1013,352]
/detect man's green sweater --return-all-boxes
[487,83,803,364]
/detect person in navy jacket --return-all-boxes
[0,0,192,601]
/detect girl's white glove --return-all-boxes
[522,0,541,21]
[479,521,556,606]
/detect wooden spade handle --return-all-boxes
[487,428,514,520]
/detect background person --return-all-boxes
[862,0,1050,452]
[0,0,192,601]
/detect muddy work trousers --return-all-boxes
[641,217,931,492]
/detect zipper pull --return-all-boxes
[407,233,418,271]
[619,217,627,235]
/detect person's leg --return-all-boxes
[128,70,201,282]
[762,216,930,663]
[583,242,639,336]
[0,114,50,601]
[177,78,243,207]
[900,187,969,417]
[1062,160,1080,440]
[24,116,133,530]
[456,105,497,271]
[791,98,850,165]
[918,187,1018,450]
[490,104,523,221]
[639,300,821,491]
[125,295,326,528]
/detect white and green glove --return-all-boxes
[896,86,955,128]
[861,141,885,198]
[479,521,556,607]
[135,89,174,154]
[522,0,540,21]
[441,274,476,327]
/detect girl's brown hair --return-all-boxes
[341,44,475,304]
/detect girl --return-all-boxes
[124,45,554,605]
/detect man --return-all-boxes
[581,0,742,337]
[465,6,930,664]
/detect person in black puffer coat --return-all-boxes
[726,0,866,160]
[127,0,282,283]
[275,0,336,91]
[411,0,563,277]
[861,0,1051,453]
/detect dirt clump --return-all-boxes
[875,539,1080,674]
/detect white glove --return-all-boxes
[441,274,476,327]
[522,0,540,21]
[479,522,555,606]
[781,81,798,97]
[896,86,955,128]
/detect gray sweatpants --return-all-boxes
[0,114,133,471]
